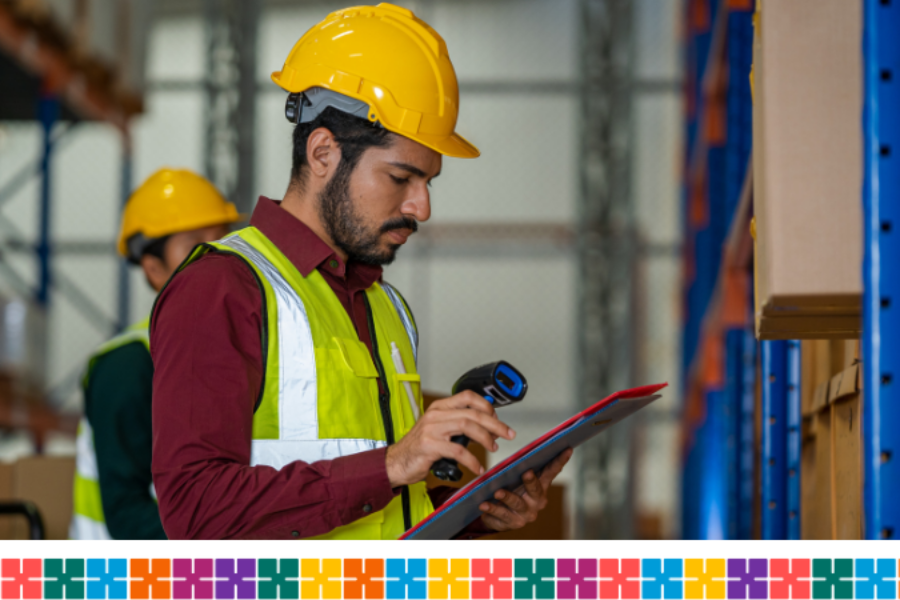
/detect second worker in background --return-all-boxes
[70,169,240,539]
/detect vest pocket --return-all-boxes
[332,337,378,377]
[316,341,382,441]
[391,373,422,435]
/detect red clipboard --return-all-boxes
[401,383,667,540]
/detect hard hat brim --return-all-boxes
[116,210,245,257]
[409,131,480,159]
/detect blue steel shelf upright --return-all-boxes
[760,341,787,539]
[863,0,900,540]
[737,324,756,539]
[786,340,801,540]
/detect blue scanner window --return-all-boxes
[494,364,524,398]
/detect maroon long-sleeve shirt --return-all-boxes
[150,197,486,539]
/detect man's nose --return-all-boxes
[402,186,431,223]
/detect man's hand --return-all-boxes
[477,448,573,532]
[385,391,516,488]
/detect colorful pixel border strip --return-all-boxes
[1,559,898,600]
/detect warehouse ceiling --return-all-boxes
[0,1,147,126]
[0,51,83,122]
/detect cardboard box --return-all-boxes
[832,395,861,539]
[0,462,12,539]
[752,0,863,339]
[829,340,861,374]
[755,315,861,341]
[799,361,862,540]
[800,417,821,539]
[0,456,75,540]
[801,341,830,416]
[812,409,833,539]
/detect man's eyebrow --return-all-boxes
[388,162,440,179]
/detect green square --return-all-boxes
[258,559,299,600]
[812,559,853,599]
[514,559,555,600]
[44,559,85,600]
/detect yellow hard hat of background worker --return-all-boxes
[271,2,479,159]
[117,168,242,258]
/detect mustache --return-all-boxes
[380,217,418,234]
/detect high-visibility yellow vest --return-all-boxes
[171,227,433,539]
[70,318,152,540]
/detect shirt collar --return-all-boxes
[248,197,382,288]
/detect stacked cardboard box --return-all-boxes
[752,0,863,339]
[799,340,861,539]
[0,456,75,540]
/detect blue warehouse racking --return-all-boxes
[862,0,900,540]
[679,0,896,539]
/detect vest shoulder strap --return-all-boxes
[83,317,150,389]
[380,281,418,365]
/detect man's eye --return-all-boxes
[390,175,409,185]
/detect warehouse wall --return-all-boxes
[0,122,123,414]
[630,0,684,537]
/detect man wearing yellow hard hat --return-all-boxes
[69,168,240,540]
[150,3,570,539]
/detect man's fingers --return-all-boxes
[479,500,525,529]
[458,409,515,440]
[432,391,496,417]
[494,489,532,517]
[469,451,575,533]
[521,470,545,503]
[539,448,573,486]
[430,408,514,443]
[438,441,483,475]
[445,418,502,453]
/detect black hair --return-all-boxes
[290,107,393,189]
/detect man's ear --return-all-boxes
[306,127,341,179]
[140,254,169,293]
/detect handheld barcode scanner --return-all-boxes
[431,361,528,482]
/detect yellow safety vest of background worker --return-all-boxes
[149,2,570,540]
[69,169,241,540]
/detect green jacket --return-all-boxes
[70,318,166,540]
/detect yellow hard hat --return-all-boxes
[117,168,242,258]
[271,2,479,159]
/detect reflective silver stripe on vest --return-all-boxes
[75,418,99,481]
[381,282,418,366]
[219,235,319,449]
[219,235,394,468]
[250,439,387,470]
[69,514,111,541]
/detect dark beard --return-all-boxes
[317,161,418,266]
